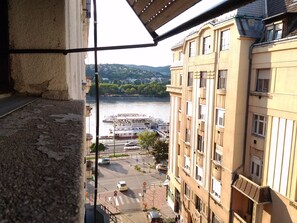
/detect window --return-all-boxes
[256,69,270,92]
[203,36,211,54]
[186,101,192,116]
[185,128,191,143]
[200,72,207,88]
[184,183,190,197]
[214,145,222,165]
[196,166,203,184]
[220,30,230,50]
[187,72,193,86]
[184,155,190,172]
[197,135,204,153]
[195,195,202,212]
[250,156,262,183]
[218,70,227,90]
[212,213,221,223]
[216,109,225,128]
[199,105,206,120]
[265,23,283,41]
[252,114,266,137]
[179,74,183,86]
[211,178,221,201]
[189,41,196,57]
[178,51,183,61]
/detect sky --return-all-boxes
[85,0,224,67]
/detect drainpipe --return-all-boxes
[92,0,100,222]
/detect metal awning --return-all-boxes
[232,174,271,204]
[126,0,258,43]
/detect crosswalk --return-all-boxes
[106,193,143,207]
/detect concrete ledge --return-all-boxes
[0,98,85,223]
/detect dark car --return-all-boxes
[147,210,163,223]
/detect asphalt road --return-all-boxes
[87,155,166,213]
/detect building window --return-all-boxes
[196,166,203,184]
[184,155,190,172]
[265,23,283,41]
[256,69,270,92]
[199,105,206,120]
[203,36,211,54]
[211,178,221,201]
[189,41,196,57]
[179,74,183,86]
[200,72,207,88]
[186,101,192,116]
[250,156,262,183]
[220,30,230,50]
[216,109,225,128]
[178,51,183,61]
[218,70,227,90]
[212,213,221,223]
[184,183,190,197]
[197,135,204,153]
[195,195,202,212]
[252,114,266,137]
[214,145,222,165]
[187,72,193,86]
[185,128,191,143]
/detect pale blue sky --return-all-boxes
[85,0,224,66]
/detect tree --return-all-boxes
[137,131,157,150]
[90,143,106,153]
[151,139,169,163]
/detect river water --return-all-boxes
[86,96,170,137]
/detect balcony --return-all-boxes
[185,146,191,156]
[250,135,265,151]
[196,152,204,166]
[183,196,191,210]
[215,128,224,146]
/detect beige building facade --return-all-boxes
[167,0,297,222]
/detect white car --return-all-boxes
[98,157,110,165]
[124,141,138,146]
[124,146,141,151]
[117,181,128,191]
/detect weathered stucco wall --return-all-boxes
[0,99,85,222]
[9,0,86,100]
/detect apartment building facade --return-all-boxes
[232,0,297,222]
[167,0,297,222]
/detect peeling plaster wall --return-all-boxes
[9,0,85,100]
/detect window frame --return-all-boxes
[252,114,266,137]
[218,70,227,90]
[220,29,230,51]
[189,41,196,57]
[250,156,262,183]
[202,36,211,54]
[216,109,225,128]
[211,177,221,201]
[187,72,193,87]
[256,69,270,92]
[197,135,204,153]
[195,165,203,185]
[199,104,207,120]
[200,72,207,88]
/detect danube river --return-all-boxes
[86,96,170,137]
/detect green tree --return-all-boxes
[151,139,169,163]
[137,131,157,150]
[90,143,106,153]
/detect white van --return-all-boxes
[124,146,141,151]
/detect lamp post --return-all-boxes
[113,122,116,157]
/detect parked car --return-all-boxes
[156,164,168,172]
[147,210,163,223]
[124,140,138,147]
[117,181,128,191]
[98,157,110,165]
[124,146,141,151]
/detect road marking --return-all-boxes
[118,196,124,205]
[135,198,140,203]
[114,197,119,206]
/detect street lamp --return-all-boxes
[113,121,116,157]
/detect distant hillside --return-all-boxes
[86,64,170,82]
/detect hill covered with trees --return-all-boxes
[86,63,171,97]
